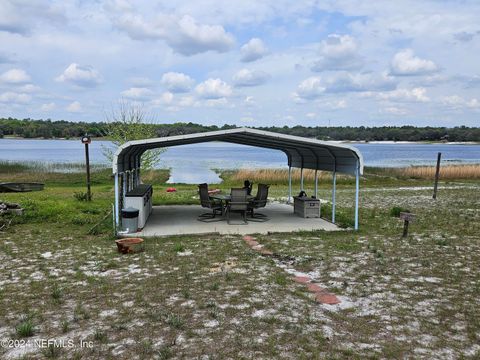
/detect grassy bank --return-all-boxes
[0,163,479,358]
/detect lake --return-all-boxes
[1,138,479,183]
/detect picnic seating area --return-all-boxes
[124,180,339,237]
[198,182,270,224]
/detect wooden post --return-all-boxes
[433,152,441,200]
[81,135,92,201]
[402,219,409,237]
[400,212,415,238]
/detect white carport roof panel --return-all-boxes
[113,128,363,175]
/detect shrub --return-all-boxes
[16,319,34,337]
[93,328,107,342]
[165,313,184,329]
[390,206,410,217]
[73,192,92,201]
[51,285,63,304]
[173,243,185,253]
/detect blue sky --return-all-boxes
[0,0,479,127]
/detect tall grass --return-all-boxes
[0,160,170,188]
[0,160,109,174]
[395,164,480,179]
[231,168,341,184]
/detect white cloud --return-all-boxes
[121,87,154,100]
[294,72,397,101]
[0,0,65,35]
[178,95,196,107]
[244,96,256,107]
[381,106,408,115]
[17,84,41,93]
[104,0,134,13]
[240,38,268,62]
[311,34,363,71]
[204,98,230,107]
[293,77,325,100]
[66,101,82,112]
[390,49,438,76]
[233,69,270,87]
[114,14,234,55]
[374,87,430,102]
[56,63,102,87]
[161,91,174,104]
[0,91,31,103]
[195,78,232,99]
[161,72,194,93]
[151,92,174,106]
[318,99,348,110]
[0,68,31,84]
[323,72,397,93]
[441,95,480,109]
[40,102,56,111]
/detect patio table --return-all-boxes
[210,194,255,217]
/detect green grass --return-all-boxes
[0,163,479,358]
[16,319,34,337]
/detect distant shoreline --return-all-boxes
[1,136,479,145]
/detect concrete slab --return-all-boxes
[125,203,339,237]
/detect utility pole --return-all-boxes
[81,134,92,201]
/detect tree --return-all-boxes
[102,102,165,171]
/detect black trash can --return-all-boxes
[121,207,139,232]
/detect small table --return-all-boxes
[210,194,255,216]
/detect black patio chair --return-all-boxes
[226,188,249,225]
[197,183,223,222]
[248,183,270,221]
[243,180,253,195]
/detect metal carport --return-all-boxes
[112,127,363,231]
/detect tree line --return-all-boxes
[0,117,479,142]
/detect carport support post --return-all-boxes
[114,172,120,230]
[300,167,304,191]
[332,169,336,223]
[288,165,292,203]
[122,172,127,207]
[354,160,360,230]
[314,169,318,198]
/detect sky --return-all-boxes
[0,0,479,127]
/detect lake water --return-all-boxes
[1,138,479,183]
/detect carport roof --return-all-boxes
[113,127,363,175]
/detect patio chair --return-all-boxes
[248,183,270,221]
[226,188,249,225]
[197,183,223,222]
[243,180,253,195]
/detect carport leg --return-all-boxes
[288,166,292,203]
[314,169,318,198]
[300,167,304,191]
[114,172,120,230]
[354,161,359,230]
[122,172,127,207]
[332,169,336,224]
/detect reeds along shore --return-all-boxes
[232,165,480,183]
[394,164,480,179]
[1,161,479,182]
[232,168,339,183]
